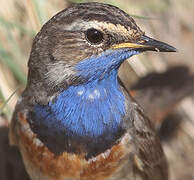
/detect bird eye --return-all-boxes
[85,28,104,44]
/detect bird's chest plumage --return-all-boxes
[17,111,132,180]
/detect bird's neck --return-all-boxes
[48,69,125,137]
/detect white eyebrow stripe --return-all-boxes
[64,20,138,38]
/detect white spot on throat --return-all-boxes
[76,88,101,100]
[77,89,84,96]
[88,89,101,100]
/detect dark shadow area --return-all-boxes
[0,127,29,180]
[131,65,194,127]
[158,112,182,141]
[132,65,191,90]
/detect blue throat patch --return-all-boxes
[33,49,139,139]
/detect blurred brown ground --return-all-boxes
[0,0,194,180]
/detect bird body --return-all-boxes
[9,2,176,180]
[11,91,167,180]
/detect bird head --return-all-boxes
[27,2,176,99]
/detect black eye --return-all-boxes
[85,28,104,44]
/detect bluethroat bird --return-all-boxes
[9,2,176,180]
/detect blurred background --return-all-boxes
[0,0,194,179]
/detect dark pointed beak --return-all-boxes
[112,35,177,52]
[138,35,177,52]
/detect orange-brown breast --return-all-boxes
[17,112,130,180]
